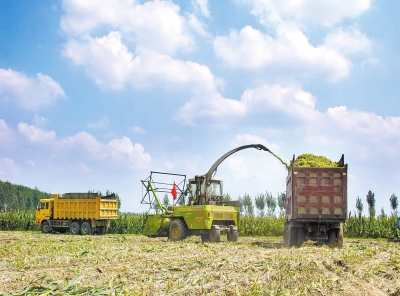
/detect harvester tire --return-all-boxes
[227,226,239,242]
[70,222,81,235]
[41,221,51,234]
[209,226,221,242]
[169,219,187,241]
[201,233,209,242]
[81,222,92,235]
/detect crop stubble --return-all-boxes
[0,232,399,295]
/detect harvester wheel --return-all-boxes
[209,226,221,242]
[201,233,209,242]
[81,222,92,235]
[337,223,344,249]
[296,228,305,247]
[227,226,239,242]
[169,219,187,241]
[41,221,51,234]
[70,222,81,235]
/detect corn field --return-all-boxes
[1,211,399,239]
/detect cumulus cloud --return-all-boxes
[214,25,353,81]
[62,32,220,92]
[0,119,15,148]
[0,69,66,110]
[175,84,318,125]
[17,123,56,143]
[231,134,280,153]
[324,27,372,55]
[61,0,194,54]
[192,0,210,18]
[245,0,371,27]
[0,158,20,176]
[61,132,151,169]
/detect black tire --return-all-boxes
[201,233,209,242]
[289,227,297,247]
[327,229,337,248]
[41,221,51,234]
[169,219,187,241]
[70,221,81,235]
[97,226,106,235]
[283,224,289,246]
[231,230,239,242]
[296,228,305,247]
[209,226,221,242]
[81,222,92,235]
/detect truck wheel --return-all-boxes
[289,227,297,247]
[327,229,337,248]
[70,222,81,235]
[337,223,344,249]
[201,233,209,242]
[81,222,92,235]
[209,226,221,242]
[283,224,289,246]
[169,219,187,241]
[297,228,305,247]
[41,221,51,234]
[97,226,106,235]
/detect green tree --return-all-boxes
[356,196,363,218]
[390,193,398,216]
[223,193,232,204]
[265,192,277,217]
[241,193,254,216]
[162,194,170,207]
[254,193,265,217]
[366,190,375,218]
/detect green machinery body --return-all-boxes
[143,204,239,237]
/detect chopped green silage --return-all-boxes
[294,154,339,168]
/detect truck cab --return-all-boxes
[35,199,52,227]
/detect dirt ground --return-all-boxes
[0,231,399,295]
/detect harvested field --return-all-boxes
[1,231,400,295]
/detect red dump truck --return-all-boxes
[35,193,118,235]
[284,155,347,248]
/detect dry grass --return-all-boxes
[1,232,400,295]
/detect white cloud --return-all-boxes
[132,126,145,134]
[0,69,66,110]
[32,115,49,128]
[245,0,371,27]
[0,119,15,148]
[17,123,56,143]
[214,25,352,81]
[61,0,194,55]
[62,32,220,92]
[0,158,20,176]
[87,116,109,128]
[61,132,151,169]
[231,134,280,153]
[324,27,372,55]
[175,84,319,125]
[192,0,210,18]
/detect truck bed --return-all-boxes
[286,164,347,222]
[52,194,118,220]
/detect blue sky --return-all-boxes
[0,0,399,214]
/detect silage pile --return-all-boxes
[294,153,339,168]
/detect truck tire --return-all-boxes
[41,221,51,234]
[97,226,106,235]
[289,226,297,247]
[296,228,305,247]
[169,219,187,241]
[209,226,221,242]
[81,222,92,235]
[70,221,81,235]
[337,223,344,249]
